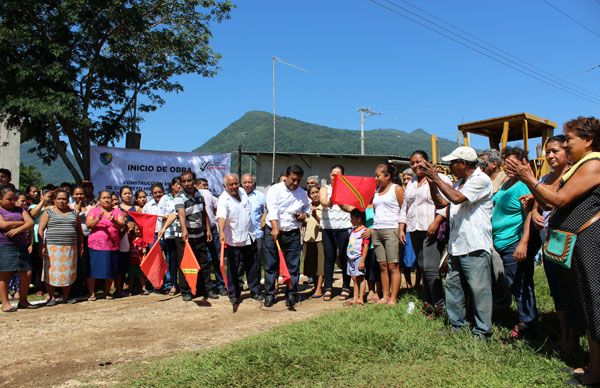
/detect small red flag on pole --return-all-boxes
[126,211,158,246]
[330,174,377,211]
[180,240,201,295]
[140,241,167,289]
[275,240,292,287]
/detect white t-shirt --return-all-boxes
[448,168,493,256]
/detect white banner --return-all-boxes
[90,146,231,197]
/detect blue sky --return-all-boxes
[119,0,600,153]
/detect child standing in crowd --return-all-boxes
[346,209,369,306]
[111,192,120,207]
[135,190,148,209]
[303,186,325,298]
[15,193,28,209]
[128,227,147,295]
[0,186,35,311]
[364,205,381,303]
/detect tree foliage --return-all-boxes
[0,0,233,182]
[19,163,44,192]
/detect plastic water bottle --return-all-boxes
[407,301,415,315]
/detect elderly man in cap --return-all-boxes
[418,146,494,339]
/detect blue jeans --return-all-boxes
[322,228,351,291]
[445,250,493,336]
[264,228,301,301]
[206,225,225,290]
[163,238,179,290]
[497,242,538,325]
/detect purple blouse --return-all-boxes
[0,207,29,246]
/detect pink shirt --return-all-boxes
[87,207,123,251]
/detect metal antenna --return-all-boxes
[272,56,309,183]
[357,107,381,155]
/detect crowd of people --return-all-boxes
[0,115,599,383]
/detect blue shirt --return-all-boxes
[246,189,266,239]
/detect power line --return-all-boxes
[380,0,600,103]
[541,0,600,39]
[367,0,600,105]
[395,0,600,101]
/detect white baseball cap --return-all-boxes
[441,146,478,162]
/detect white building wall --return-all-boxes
[250,153,409,187]
[0,122,20,187]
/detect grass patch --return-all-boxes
[126,266,582,387]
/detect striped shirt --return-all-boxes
[45,208,79,245]
[174,189,206,239]
[399,174,451,233]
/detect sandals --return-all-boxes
[87,295,97,302]
[2,306,17,313]
[323,291,333,301]
[338,289,351,301]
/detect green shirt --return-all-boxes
[492,180,530,251]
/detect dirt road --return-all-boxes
[0,289,345,387]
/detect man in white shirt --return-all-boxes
[420,146,494,338]
[241,173,266,291]
[264,165,311,308]
[217,174,261,304]
[196,177,227,296]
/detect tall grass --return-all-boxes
[127,267,581,387]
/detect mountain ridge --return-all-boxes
[194,110,458,158]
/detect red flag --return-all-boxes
[126,211,158,246]
[180,240,201,295]
[220,242,228,289]
[330,174,377,211]
[140,241,167,289]
[275,240,292,287]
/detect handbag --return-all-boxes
[544,211,600,268]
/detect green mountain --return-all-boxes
[194,111,458,159]
[20,111,459,184]
[20,140,81,185]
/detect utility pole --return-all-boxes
[357,107,380,155]
[271,56,309,183]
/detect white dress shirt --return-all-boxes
[216,188,255,247]
[399,174,451,232]
[200,189,218,228]
[265,182,311,232]
[447,167,493,256]
[143,199,167,233]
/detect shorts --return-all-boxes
[372,228,401,264]
[0,244,32,272]
[347,257,364,277]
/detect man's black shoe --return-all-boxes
[182,294,193,302]
[218,287,228,296]
[263,296,275,307]
[285,298,296,307]
[204,291,219,300]
[251,293,264,302]
[230,297,241,305]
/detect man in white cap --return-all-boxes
[417,146,494,339]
